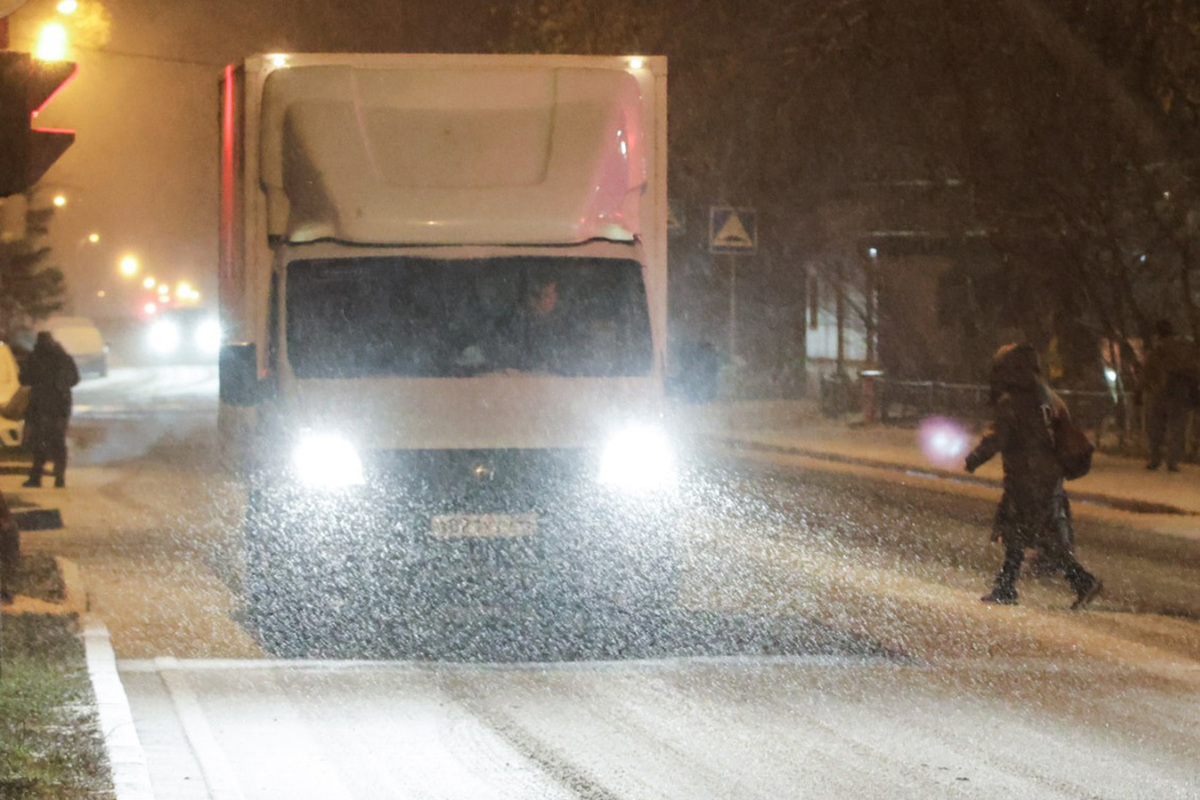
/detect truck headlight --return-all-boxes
[598,423,675,493]
[148,320,181,354]
[293,434,365,489]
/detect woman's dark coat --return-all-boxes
[966,344,1069,549]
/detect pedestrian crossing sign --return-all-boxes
[709,206,757,253]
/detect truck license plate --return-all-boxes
[429,513,538,538]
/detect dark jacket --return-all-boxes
[1142,334,1200,406]
[20,333,80,423]
[967,344,1068,547]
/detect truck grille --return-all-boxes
[365,448,594,514]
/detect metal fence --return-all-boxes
[883,380,1116,431]
[820,372,1198,460]
[821,374,1116,431]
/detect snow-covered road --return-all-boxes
[115,651,1197,800]
[8,370,1199,799]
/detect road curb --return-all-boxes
[714,436,1196,517]
[83,618,157,800]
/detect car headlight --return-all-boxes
[148,320,181,354]
[293,434,365,489]
[598,423,676,493]
[196,319,222,354]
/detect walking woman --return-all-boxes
[965,343,1102,609]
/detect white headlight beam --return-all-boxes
[598,424,676,493]
[293,434,365,489]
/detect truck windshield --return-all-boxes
[286,256,653,378]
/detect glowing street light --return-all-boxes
[36,22,69,61]
[87,233,100,243]
[57,0,79,13]
[52,193,67,207]
[142,276,156,290]
[119,255,139,277]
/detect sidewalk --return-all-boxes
[678,400,1200,518]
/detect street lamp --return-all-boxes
[35,22,69,61]
[57,0,78,13]
[119,254,138,277]
[52,193,66,207]
[142,276,155,290]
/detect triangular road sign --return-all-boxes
[714,213,752,247]
[709,206,757,253]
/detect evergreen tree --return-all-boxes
[0,192,66,342]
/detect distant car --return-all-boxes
[146,307,221,362]
[0,343,24,447]
[42,316,109,378]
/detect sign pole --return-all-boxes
[728,254,738,388]
[708,205,757,399]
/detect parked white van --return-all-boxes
[42,316,109,377]
[0,342,23,447]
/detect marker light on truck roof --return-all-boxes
[294,434,365,489]
[598,423,675,493]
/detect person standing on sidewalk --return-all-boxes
[1140,319,1200,472]
[19,331,80,488]
[964,343,1102,609]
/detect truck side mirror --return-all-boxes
[219,343,259,406]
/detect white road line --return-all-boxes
[83,619,157,800]
[155,657,247,800]
[154,658,361,800]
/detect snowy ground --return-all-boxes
[6,369,1198,798]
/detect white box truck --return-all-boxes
[218,54,675,636]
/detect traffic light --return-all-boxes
[0,51,76,197]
